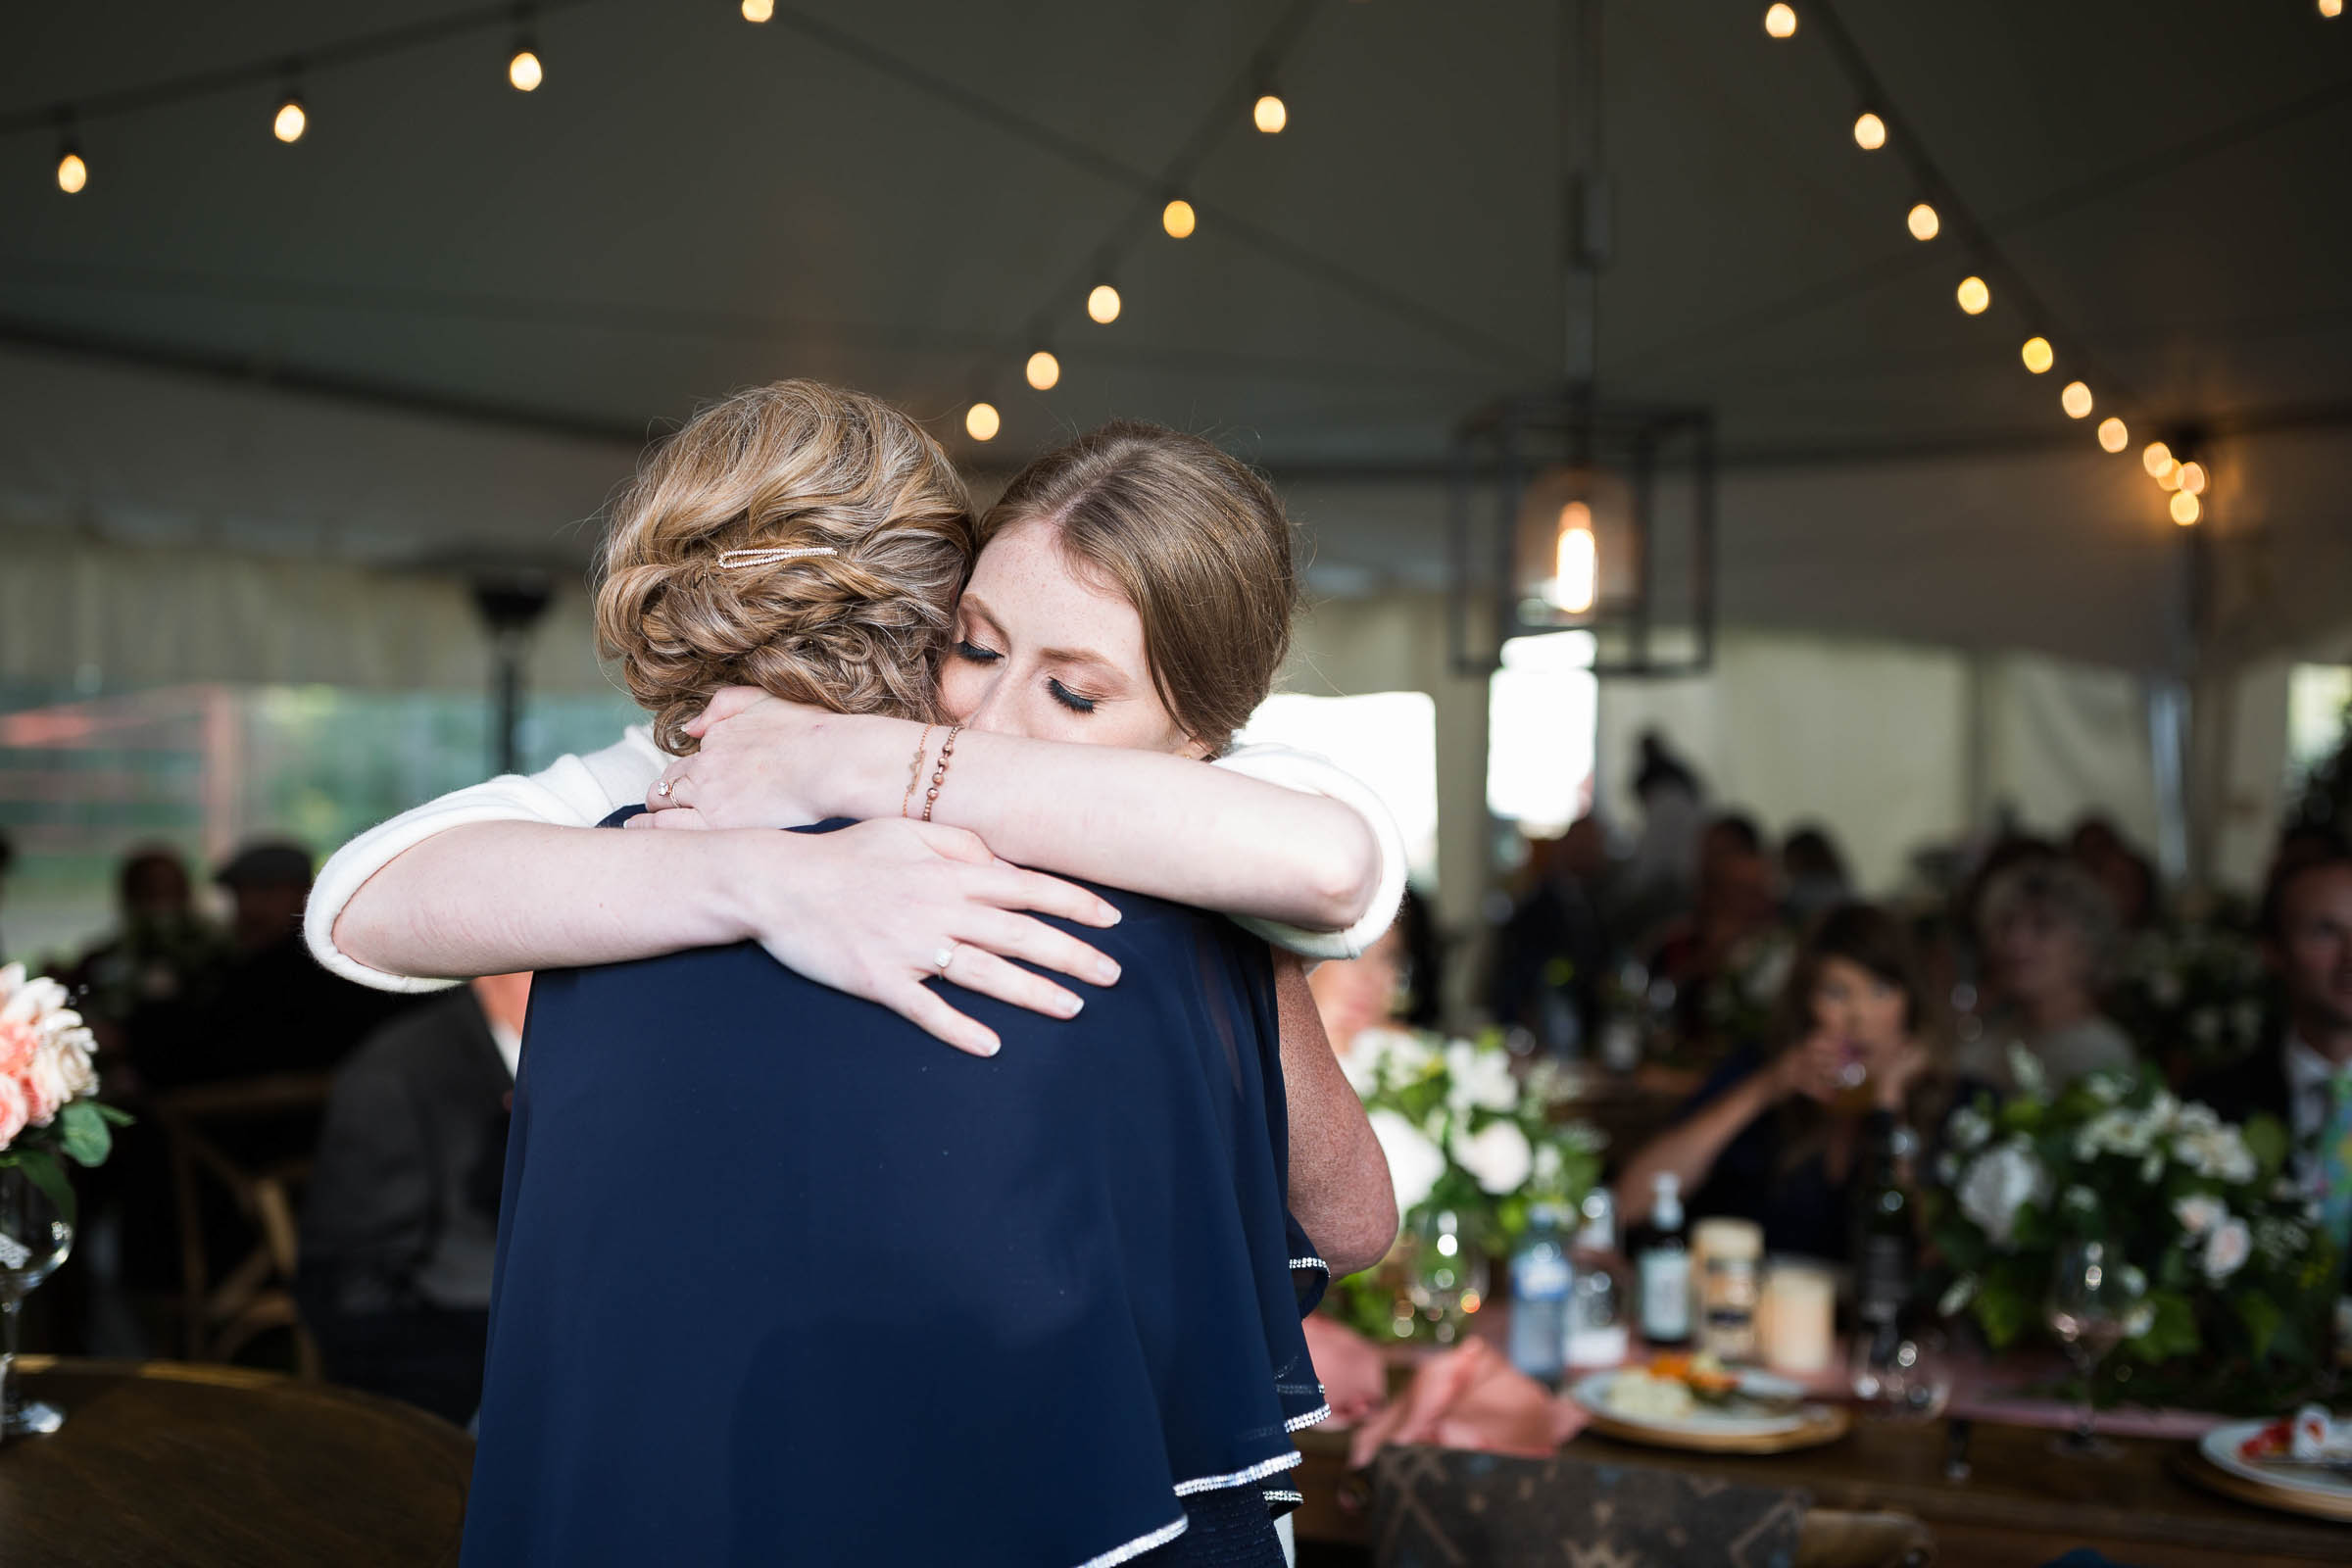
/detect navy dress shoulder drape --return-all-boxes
[463,817,1327,1568]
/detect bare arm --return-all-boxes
[1612,1069,1783,1229]
[649,695,1383,934]
[1273,953,1396,1276]
[332,817,1124,1057]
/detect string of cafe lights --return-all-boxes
[957,2,1318,443]
[14,0,1370,448]
[1759,0,2342,526]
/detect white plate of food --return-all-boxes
[1569,1353,1815,1440]
[2193,1409,2352,1522]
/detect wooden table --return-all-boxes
[1292,1417,2350,1567]
[1,1357,471,1567]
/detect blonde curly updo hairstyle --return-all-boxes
[595,380,974,753]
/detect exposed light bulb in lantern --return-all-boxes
[1161,199,1196,239]
[1764,4,1798,38]
[1087,283,1121,324]
[2020,336,2054,373]
[510,47,543,91]
[273,97,307,143]
[2179,461,2208,496]
[742,0,774,20]
[964,402,1000,442]
[1956,275,1990,315]
[1546,502,1598,615]
[2171,490,2200,526]
[1907,203,1940,241]
[1025,351,1060,391]
[57,148,87,194]
[1853,112,1886,150]
[2098,416,2129,453]
[2061,381,2093,418]
[1252,94,1287,134]
[2142,441,2174,477]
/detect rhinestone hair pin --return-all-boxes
[717,547,838,568]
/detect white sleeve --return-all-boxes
[304,728,667,993]
[1208,742,1409,962]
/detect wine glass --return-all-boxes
[2043,1240,2149,1458]
[0,1164,74,1439]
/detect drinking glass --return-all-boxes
[1405,1208,1490,1345]
[0,1164,74,1439]
[2043,1240,2149,1458]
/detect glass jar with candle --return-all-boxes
[1757,1262,1836,1375]
[1691,1217,1762,1363]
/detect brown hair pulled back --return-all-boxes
[594,380,974,753]
[977,420,1296,749]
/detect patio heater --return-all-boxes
[471,572,552,777]
[1447,0,1715,679]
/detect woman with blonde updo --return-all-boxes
[314,389,1398,1565]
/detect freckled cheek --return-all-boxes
[934,662,983,724]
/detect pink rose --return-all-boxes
[0,1070,28,1150]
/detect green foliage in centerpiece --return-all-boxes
[2108,916,2274,1080]
[1925,1048,2338,1414]
[1327,1027,1604,1341]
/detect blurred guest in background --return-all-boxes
[1614,730,1706,949]
[69,845,228,1066]
[0,824,15,960]
[1310,889,1440,1058]
[298,971,526,1424]
[146,840,417,1087]
[1955,856,2132,1095]
[1615,904,1936,1258]
[1646,811,1785,1052]
[2187,837,2352,1250]
[2069,814,2159,933]
[1488,817,1613,1054]
[1780,824,1852,927]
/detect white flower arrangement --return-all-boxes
[1928,1062,2339,1412]
[1337,1026,1603,1248]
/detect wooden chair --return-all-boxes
[149,1073,335,1377]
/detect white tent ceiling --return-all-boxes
[1,0,2347,676]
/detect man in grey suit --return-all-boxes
[297,971,529,1423]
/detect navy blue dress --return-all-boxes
[463,818,1326,1567]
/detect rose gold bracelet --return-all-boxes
[900,724,937,818]
[920,725,963,822]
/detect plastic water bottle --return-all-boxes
[1507,1203,1572,1383]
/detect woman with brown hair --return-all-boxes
[1615,904,1939,1260]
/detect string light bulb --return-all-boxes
[1853,112,1886,151]
[1907,203,1940,241]
[1087,283,1121,324]
[742,0,774,19]
[2097,416,2129,453]
[2061,381,2093,418]
[57,145,87,194]
[1764,4,1798,38]
[1252,94,1287,134]
[1161,199,1196,239]
[2156,464,2182,492]
[2179,461,2208,496]
[964,403,1000,442]
[2020,336,2053,373]
[273,95,307,144]
[1955,276,1990,315]
[2323,1,2343,19]
[1024,351,1060,391]
[2142,441,2174,477]
[509,44,543,92]
[2171,490,2200,526]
